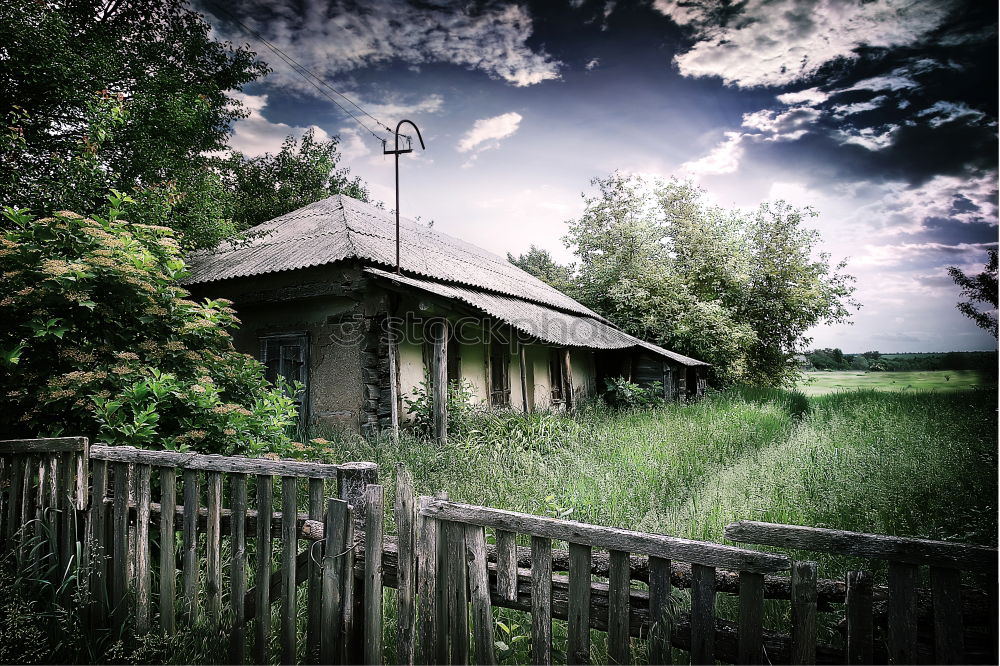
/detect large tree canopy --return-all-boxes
[515,174,858,386]
[0,0,375,250]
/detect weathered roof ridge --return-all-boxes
[183,193,604,320]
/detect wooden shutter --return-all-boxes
[259,333,308,429]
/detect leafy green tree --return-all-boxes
[507,246,577,297]
[223,129,374,230]
[948,249,998,339]
[562,173,857,386]
[0,0,266,249]
[0,201,305,455]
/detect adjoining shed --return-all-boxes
[184,194,709,436]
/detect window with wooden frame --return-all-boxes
[548,348,565,403]
[259,332,309,428]
[488,341,511,407]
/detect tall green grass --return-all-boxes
[319,386,996,558]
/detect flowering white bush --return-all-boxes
[0,200,301,455]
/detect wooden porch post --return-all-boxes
[387,323,400,441]
[432,319,448,445]
[561,348,575,412]
[519,343,530,414]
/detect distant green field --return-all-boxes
[797,369,996,395]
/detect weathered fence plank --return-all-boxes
[416,496,439,665]
[726,520,997,572]
[230,474,248,665]
[364,484,384,666]
[89,444,363,479]
[182,468,200,626]
[254,474,273,665]
[134,464,152,633]
[791,560,818,665]
[608,549,631,665]
[395,465,416,666]
[111,462,130,633]
[0,437,87,453]
[445,520,469,664]
[738,571,764,665]
[845,570,873,665]
[465,524,497,666]
[158,466,176,635]
[690,563,715,665]
[280,476,298,665]
[930,566,964,664]
[206,471,223,624]
[887,561,918,665]
[531,535,553,666]
[89,459,109,630]
[568,543,592,665]
[422,500,789,574]
[496,529,518,602]
[306,477,324,664]
[320,498,350,666]
[648,556,672,666]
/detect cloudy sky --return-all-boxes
[202,0,997,353]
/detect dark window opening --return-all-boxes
[549,348,565,403]
[259,333,308,431]
[489,343,511,407]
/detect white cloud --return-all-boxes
[864,171,1000,236]
[337,126,371,162]
[831,96,888,118]
[915,101,987,128]
[217,1,560,94]
[742,106,822,141]
[585,58,601,71]
[678,132,745,177]
[834,124,900,151]
[777,87,830,106]
[654,0,954,88]
[456,112,523,153]
[227,91,331,156]
[853,241,997,267]
[358,94,444,122]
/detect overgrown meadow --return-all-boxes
[321,385,997,573]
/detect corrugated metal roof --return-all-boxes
[364,268,709,366]
[184,194,604,320]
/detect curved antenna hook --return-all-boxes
[394,119,425,152]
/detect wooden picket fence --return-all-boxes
[0,436,997,665]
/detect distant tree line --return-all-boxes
[804,349,998,373]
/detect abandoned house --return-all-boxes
[184,194,709,435]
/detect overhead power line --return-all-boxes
[204,1,397,143]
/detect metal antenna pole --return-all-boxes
[383,119,426,274]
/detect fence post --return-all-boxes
[134,464,152,634]
[158,467,176,635]
[110,462,131,634]
[608,550,631,665]
[791,560,818,665]
[306,477,325,664]
[416,496,439,665]
[320,498,351,666]
[531,535,553,666]
[738,571,765,665]
[887,562,919,665]
[845,570,873,665]
[568,543,593,665]
[465,524,497,666]
[363,484,384,665]
[230,474,248,664]
[395,465,416,666]
[690,564,715,665]
[255,474,274,665]
[181,468,200,626]
[280,476,298,665]
[337,462,376,664]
